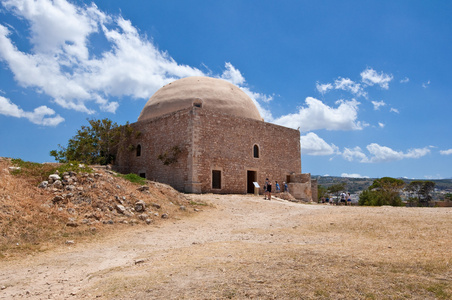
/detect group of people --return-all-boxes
[263,178,288,200]
[323,192,353,205]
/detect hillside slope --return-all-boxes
[0,157,203,258]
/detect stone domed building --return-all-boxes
[115,76,315,200]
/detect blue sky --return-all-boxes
[1,0,451,179]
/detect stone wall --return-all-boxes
[114,106,302,194]
[195,108,301,194]
[114,109,193,191]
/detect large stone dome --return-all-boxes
[138,76,262,122]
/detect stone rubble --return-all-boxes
[36,169,184,228]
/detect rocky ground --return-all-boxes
[0,158,451,299]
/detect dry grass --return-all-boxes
[89,204,452,299]
[0,158,202,259]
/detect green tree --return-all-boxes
[359,177,404,206]
[327,182,347,204]
[317,185,328,203]
[406,180,436,207]
[50,118,135,165]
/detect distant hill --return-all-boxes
[314,175,452,193]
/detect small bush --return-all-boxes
[116,173,147,185]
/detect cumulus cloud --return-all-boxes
[0,96,64,126]
[341,143,431,163]
[0,0,204,115]
[316,67,392,98]
[390,108,399,114]
[273,97,363,131]
[342,146,368,162]
[220,62,245,86]
[440,149,452,155]
[334,77,367,97]
[378,122,385,128]
[400,77,409,83]
[315,82,333,94]
[360,68,393,89]
[372,100,386,110]
[300,132,339,156]
[0,0,278,125]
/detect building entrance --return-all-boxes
[247,170,257,193]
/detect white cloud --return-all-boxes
[400,77,409,83]
[390,108,399,114]
[341,173,369,178]
[0,0,278,123]
[300,132,339,156]
[0,0,204,115]
[0,96,64,126]
[342,146,368,162]
[366,143,430,162]
[440,149,452,155]
[273,97,363,131]
[220,62,245,86]
[378,122,385,128]
[334,77,367,97]
[422,80,431,88]
[341,143,431,163]
[372,100,386,110]
[316,82,333,94]
[360,68,393,89]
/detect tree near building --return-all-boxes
[359,177,405,206]
[50,118,138,165]
[317,185,328,202]
[406,180,436,207]
[327,182,347,205]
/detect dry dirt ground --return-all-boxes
[1,194,451,299]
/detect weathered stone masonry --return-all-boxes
[114,76,315,201]
[115,106,302,195]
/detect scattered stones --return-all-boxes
[65,240,75,244]
[135,200,146,212]
[138,213,149,221]
[151,203,161,209]
[65,185,76,191]
[115,204,126,214]
[137,186,149,192]
[161,213,169,219]
[52,195,64,204]
[180,206,186,211]
[66,219,78,227]
[38,181,48,189]
[48,174,61,181]
[53,180,63,189]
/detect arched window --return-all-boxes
[253,144,259,158]
[136,144,141,157]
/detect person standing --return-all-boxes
[267,180,272,200]
[283,181,288,193]
[275,181,280,194]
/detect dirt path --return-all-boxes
[0,194,322,299]
[1,194,451,299]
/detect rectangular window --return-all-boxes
[212,170,221,189]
